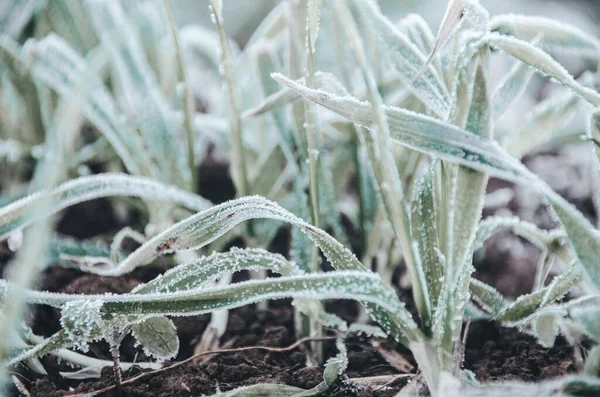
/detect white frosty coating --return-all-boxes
[488,33,600,107]
[1,270,422,344]
[507,92,581,158]
[349,0,451,119]
[490,14,600,55]
[85,195,364,276]
[132,247,304,295]
[474,216,565,252]
[0,173,212,240]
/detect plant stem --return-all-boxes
[162,0,197,193]
[209,1,250,200]
[305,14,324,367]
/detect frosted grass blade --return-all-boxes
[506,92,580,157]
[347,0,451,118]
[490,14,600,55]
[332,0,430,329]
[411,166,443,309]
[474,216,564,251]
[209,0,250,198]
[0,173,211,240]
[0,271,421,344]
[469,265,583,323]
[488,33,600,106]
[82,196,364,277]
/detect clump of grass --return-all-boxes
[2,0,600,395]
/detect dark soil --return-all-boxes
[10,269,578,397]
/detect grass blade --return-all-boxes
[347,0,451,118]
[488,33,600,106]
[0,173,211,240]
[490,14,600,55]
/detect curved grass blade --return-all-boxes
[87,195,359,275]
[0,173,211,240]
[488,33,600,106]
[133,248,303,295]
[469,264,583,323]
[0,271,422,344]
[474,216,564,251]
[272,73,531,184]
[490,14,600,55]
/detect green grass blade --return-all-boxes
[332,0,430,331]
[411,166,443,309]
[133,248,302,295]
[84,196,365,276]
[490,14,600,55]
[0,173,211,240]
[1,271,421,344]
[347,0,450,118]
[488,33,600,106]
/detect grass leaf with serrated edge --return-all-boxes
[272,74,600,290]
[0,173,211,240]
